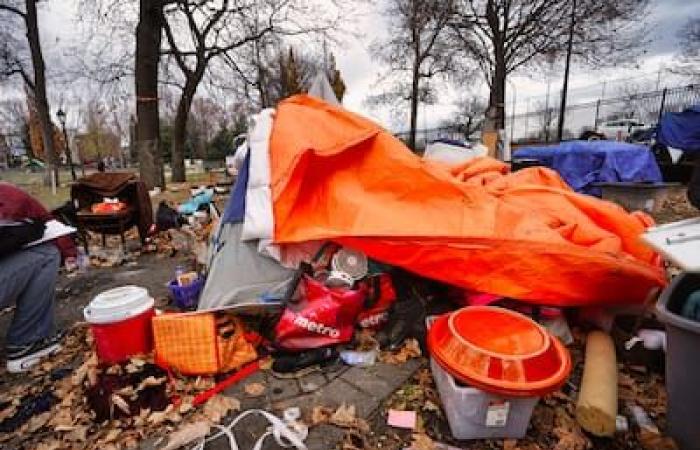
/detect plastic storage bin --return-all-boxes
[593,182,681,213]
[656,272,700,450]
[430,358,539,440]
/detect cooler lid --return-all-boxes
[84,285,154,324]
[642,217,700,272]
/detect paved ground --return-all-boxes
[205,359,423,450]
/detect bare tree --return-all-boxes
[370,0,456,151]
[450,0,650,131]
[0,0,60,185]
[160,0,342,182]
[674,16,700,81]
[441,95,487,139]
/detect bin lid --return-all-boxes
[84,285,154,324]
[427,307,571,397]
[642,218,700,272]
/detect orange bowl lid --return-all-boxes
[428,308,571,397]
[448,306,549,359]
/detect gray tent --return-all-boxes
[198,221,294,310]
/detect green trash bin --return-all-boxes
[656,272,700,450]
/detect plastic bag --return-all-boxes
[357,273,397,329]
[275,276,366,350]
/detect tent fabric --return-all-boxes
[307,71,341,106]
[268,95,665,307]
[198,222,294,309]
[221,150,250,224]
[242,109,275,243]
[657,105,700,152]
[513,141,662,196]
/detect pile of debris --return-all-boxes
[0,326,242,450]
[358,327,674,450]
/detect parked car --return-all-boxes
[627,127,656,145]
[597,119,646,141]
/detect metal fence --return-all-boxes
[508,84,700,144]
[394,127,464,151]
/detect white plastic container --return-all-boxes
[430,358,539,439]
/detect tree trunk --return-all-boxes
[170,78,199,182]
[491,52,506,131]
[409,52,420,152]
[25,0,58,187]
[135,0,164,189]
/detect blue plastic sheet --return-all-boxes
[658,106,700,152]
[514,140,662,196]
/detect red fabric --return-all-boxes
[0,182,77,259]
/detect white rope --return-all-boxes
[193,409,308,450]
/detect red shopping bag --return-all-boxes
[275,276,366,350]
[357,274,397,329]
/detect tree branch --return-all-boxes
[0,3,26,17]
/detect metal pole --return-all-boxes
[61,122,77,181]
[594,99,601,130]
[510,84,517,141]
[657,88,668,125]
[524,98,529,138]
[557,0,577,142]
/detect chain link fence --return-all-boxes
[508,84,700,144]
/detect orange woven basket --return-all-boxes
[152,312,257,375]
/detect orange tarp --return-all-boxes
[269,95,666,306]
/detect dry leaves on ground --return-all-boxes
[202,395,241,423]
[380,338,422,365]
[410,432,438,450]
[244,382,266,397]
[311,403,369,432]
[161,420,211,450]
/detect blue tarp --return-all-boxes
[514,140,662,196]
[657,105,700,152]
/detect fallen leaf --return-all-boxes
[410,433,436,450]
[504,439,519,450]
[137,376,167,391]
[66,425,89,442]
[380,338,422,364]
[111,394,131,415]
[244,382,266,397]
[161,421,211,450]
[178,398,194,414]
[102,428,121,444]
[148,404,175,425]
[34,440,62,450]
[423,400,440,412]
[311,406,332,425]
[202,395,240,423]
[331,403,358,427]
[26,411,51,433]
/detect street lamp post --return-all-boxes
[56,108,78,181]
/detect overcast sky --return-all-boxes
[2,0,698,132]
